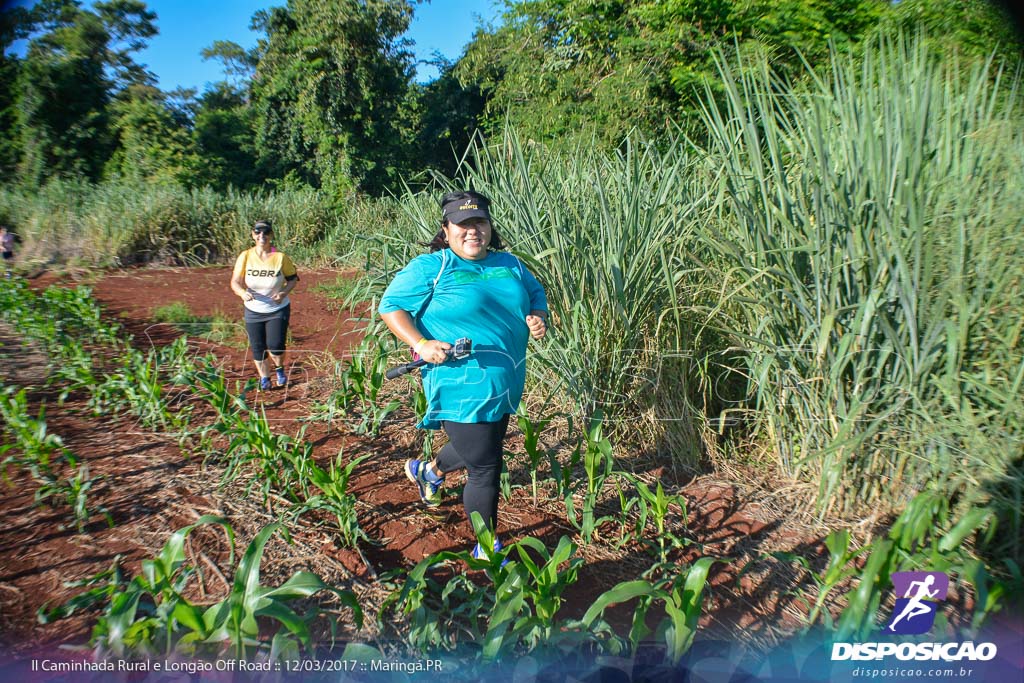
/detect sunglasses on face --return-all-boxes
[253,230,273,236]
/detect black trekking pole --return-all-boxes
[386,337,472,380]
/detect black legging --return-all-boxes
[436,415,511,531]
[244,307,290,361]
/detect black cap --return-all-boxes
[253,220,273,234]
[442,194,491,224]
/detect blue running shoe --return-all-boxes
[259,376,272,391]
[275,367,287,387]
[471,539,509,566]
[405,459,443,506]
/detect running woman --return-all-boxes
[379,190,548,559]
[230,220,299,390]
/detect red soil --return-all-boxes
[0,266,820,660]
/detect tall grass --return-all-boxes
[698,35,1023,525]
[436,132,724,467]
[0,180,376,267]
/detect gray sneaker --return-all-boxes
[405,459,443,506]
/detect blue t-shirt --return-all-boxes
[379,249,548,429]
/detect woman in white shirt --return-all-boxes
[229,220,299,390]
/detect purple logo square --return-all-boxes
[886,571,948,635]
[888,598,938,634]
[891,571,949,600]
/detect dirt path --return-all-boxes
[0,266,825,659]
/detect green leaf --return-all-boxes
[582,580,659,626]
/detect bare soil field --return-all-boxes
[1,266,857,668]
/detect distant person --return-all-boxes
[1,226,15,278]
[229,220,299,390]
[379,190,548,559]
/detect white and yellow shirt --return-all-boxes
[232,248,298,314]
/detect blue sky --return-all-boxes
[6,0,504,89]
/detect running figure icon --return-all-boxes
[888,574,939,631]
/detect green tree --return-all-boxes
[458,0,653,147]
[406,58,487,181]
[456,0,892,146]
[104,84,196,184]
[875,0,1023,59]
[1,5,35,177]
[12,0,157,185]
[625,0,888,123]
[190,82,264,190]
[248,0,415,196]
[201,39,258,87]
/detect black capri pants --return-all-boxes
[436,415,511,531]
[244,304,290,361]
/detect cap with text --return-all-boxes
[442,196,491,224]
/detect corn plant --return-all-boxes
[564,411,617,545]
[545,415,580,500]
[0,386,113,530]
[88,338,202,419]
[194,362,250,420]
[409,380,434,460]
[38,285,121,346]
[491,535,584,657]
[153,337,210,386]
[384,515,586,660]
[0,282,105,403]
[296,452,372,548]
[305,378,359,424]
[514,407,556,504]
[217,407,313,505]
[378,565,491,653]
[307,336,401,436]
[772,490,1011,640]
[34,463,110,532]
[194,368,334,513]
[196,522,362,660]
[38,559,127,624]
[50,341,99,404]
[87,369,131,416]
[86,515,235,657]
[581,557,720,665]
[101,346,181,431]
[1,281,121,354]
[0,386,73,482]
[188,363,252,455]
[1,283,199,431]
[496,462,514,504]
[617,474,690,563]
[834,492,1008,641]
[342,334,401,436]
[47,518,361,660]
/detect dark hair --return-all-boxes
[253,220,273,232]
[423,190,505,252]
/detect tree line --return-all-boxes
[1,0,1020,198]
